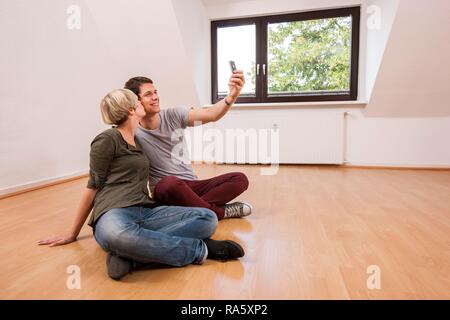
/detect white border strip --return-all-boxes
[0,169,89,197]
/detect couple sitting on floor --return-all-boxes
[39,71,251,280]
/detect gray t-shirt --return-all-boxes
[136,107,197,190]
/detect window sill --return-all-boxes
[206,100,367,109]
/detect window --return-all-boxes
[211,7,360,103]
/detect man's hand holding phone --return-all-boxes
[226,60,245,104]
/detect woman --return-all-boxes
[38,89,244,280]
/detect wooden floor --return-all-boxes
[1,164,449,299]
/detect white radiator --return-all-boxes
[184,110,346,165]
[275,111,345,164]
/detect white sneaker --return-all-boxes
[223,202,253,218]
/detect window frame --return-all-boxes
[211,6,361,104]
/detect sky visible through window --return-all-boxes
[217,24,256,95]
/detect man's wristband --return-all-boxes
[224,97,233,106]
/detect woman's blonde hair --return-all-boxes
[100,89,138,125]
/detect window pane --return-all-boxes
[217,24,256,96]
[268,16,352,96]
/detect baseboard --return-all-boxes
[195,161,450,170]
[343,162,450,170]
[0,170,89,199]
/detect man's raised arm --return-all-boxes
[188,70,245,126]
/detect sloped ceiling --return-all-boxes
[365,0,450,117]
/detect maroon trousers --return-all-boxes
[153,172,249,220]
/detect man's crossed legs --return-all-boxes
[154,172,252,220]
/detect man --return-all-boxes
[124,70,252,220]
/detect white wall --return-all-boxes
[198,0,450,167]
[349,0,450,167]
[0,0,108,193]
[1,0,450,194]
[347,111,450,167]
[0,0,199,193]
[365,0,450,117]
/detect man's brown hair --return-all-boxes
[124,76,153,98]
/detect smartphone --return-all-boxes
[229,60,237,73]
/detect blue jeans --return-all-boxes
[94,206,217,266]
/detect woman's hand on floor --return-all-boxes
[38,234,77,247]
